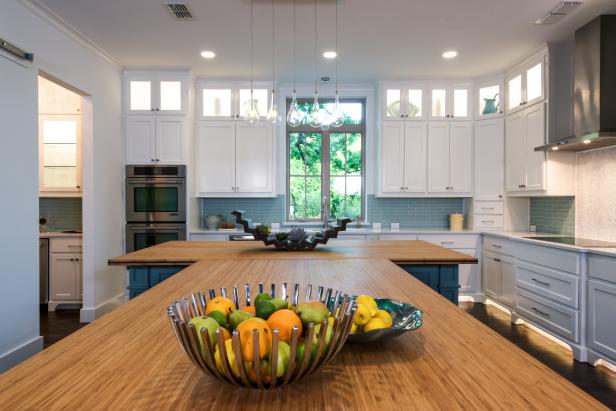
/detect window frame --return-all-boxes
[286,97,366,222]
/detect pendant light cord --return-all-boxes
[271,0,275,91]
[292,0,296,93]
[313,0,317,94]
[250,0,254,94]
[335,0,339,93]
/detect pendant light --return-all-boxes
[266,0,281,125]
[330,0,344,128]
[307,0,322,128]
[245,0,260,124]
[286,0,303,127]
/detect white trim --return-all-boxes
[0,336,43,373]
[18,0,118,67]
[80,292,127,323]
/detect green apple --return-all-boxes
[254,292,273,306]
[295,338,318,367]
[188,316,219,352]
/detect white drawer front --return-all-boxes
[516,261,579,308]
[588,254,616,284]
[483,236,515,256]
[516,243,580,274]
[474,214,504,229]
[474,201,504,215]
[516,288,579,343]
[50,237,82,253]
[418,234,479,249]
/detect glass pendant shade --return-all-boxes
[307,91,321,128]
[287,91,303,127]
[330,92,344,128]
[244,91,260,124]
[266,90,281,125]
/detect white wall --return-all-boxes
[576,146,616,241]
[0,0,124,370]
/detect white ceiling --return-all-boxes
[37,0,616,82]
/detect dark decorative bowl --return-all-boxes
[232,210,351,251]
[346,298,423,344]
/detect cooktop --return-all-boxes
[523,236,616,248]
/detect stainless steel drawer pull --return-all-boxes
[481,220,495,223]
[67,245,81,247]
[493,258,501,262]
[531,307,550,317]
[440,241,454,245]
[491,244,502,248]
[531,278,550,287]
[481,207,495,210]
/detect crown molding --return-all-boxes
[18,0,119,67]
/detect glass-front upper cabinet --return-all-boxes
[198,82,273,120]
[381,83,425,120]
[202,86,235,120]
[238,87,269,118]
[477,79,504,118]
[429,84,471,120]
[124,71,187,114]
[39,114,82,195]
[506,50,546,114]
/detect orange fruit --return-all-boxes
[206,297,236,316]
[241,306,256,315]
[236,318,272,362]
[266,309,302,343]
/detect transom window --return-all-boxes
[287,99,365,222]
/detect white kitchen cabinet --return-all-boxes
[474,118,504,200]
[198,81,273,121]
[49,237,82,311]
[125,115,185,164]
[476,79,504,119]
[506,51,546,114]
[196,121,275,197]
[483,251,515,307]
[124,71,187,115]
[588,280,616,361]
[379,121,427,195]
[429,84,472,121]
[381,83,426,121]
[427,122,472,195]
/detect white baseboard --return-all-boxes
[80,292,127,323]
[0,336,44,373]
[459,293,486,303]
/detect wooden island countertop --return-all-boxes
[0,257,606,410]
[108,239,479,266]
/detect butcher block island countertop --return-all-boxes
[108,239,479,265]
[0,258,606,410]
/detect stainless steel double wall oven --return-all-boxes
[125,165,186,252]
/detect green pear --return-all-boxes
[274,341,291,377]
[271,298,289,311]
[229,310,255,329]
[294,301,330,326]
[188,316,219,352]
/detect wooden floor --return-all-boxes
[462,302,616,410]
[37,303,616,409]
[39,307,86,349]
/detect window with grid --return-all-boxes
[287,99,365,222]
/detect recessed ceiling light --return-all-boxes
[200,50,216,59]
[323,51,337,59]
[442,50,458,59]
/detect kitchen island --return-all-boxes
[0,241,606,409]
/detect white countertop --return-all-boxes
[39,231,82,238]
[189,227,481,235]
[483,231,616,257]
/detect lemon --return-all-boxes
[353,303,372,326]
[356,295,378,317]
[373,309,393,328]
[350,323,358,334]
[363,317,388,332]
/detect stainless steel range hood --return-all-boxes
[536,15,616,152]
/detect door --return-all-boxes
[50,254,76,301]
[505,111,524,192]
[380,122,405,193]
[506,70,524,114]
[430,87,448,120]
[124,72,155,114]
[484,253,500,298]
[449,122,473,194]
[125,116,155,164]
[235,122,273,194]
[450,86,471,120]
[588,279,616,360]
[525,57,545,107]
[403,122,427,193]
[427,122,450,193]
[196,122,236,194]
[523,103,546,191]
[156,72,186,114]
[75,255,82,299]
[474,118,504,200]
[155,116,184,164]
[500,256,516,306]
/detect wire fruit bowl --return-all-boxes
[167,282,357,389]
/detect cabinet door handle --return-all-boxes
[231,187,235,191]
[491,244,502,248]
[481,207,495,210]
[531,307,550,317]
[481,220,495,223]
[531,278,550,287]
[55,258,73,261]
[404,186,408,190]
[493,258,501,262]
[235,187,239,191]
[440,241,454,245]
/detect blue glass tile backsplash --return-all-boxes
[199,195,465,229]
[39,198,82,231]
[530,196,575,236]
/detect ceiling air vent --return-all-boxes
[535,1,583,25]
[164,2,193,21]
